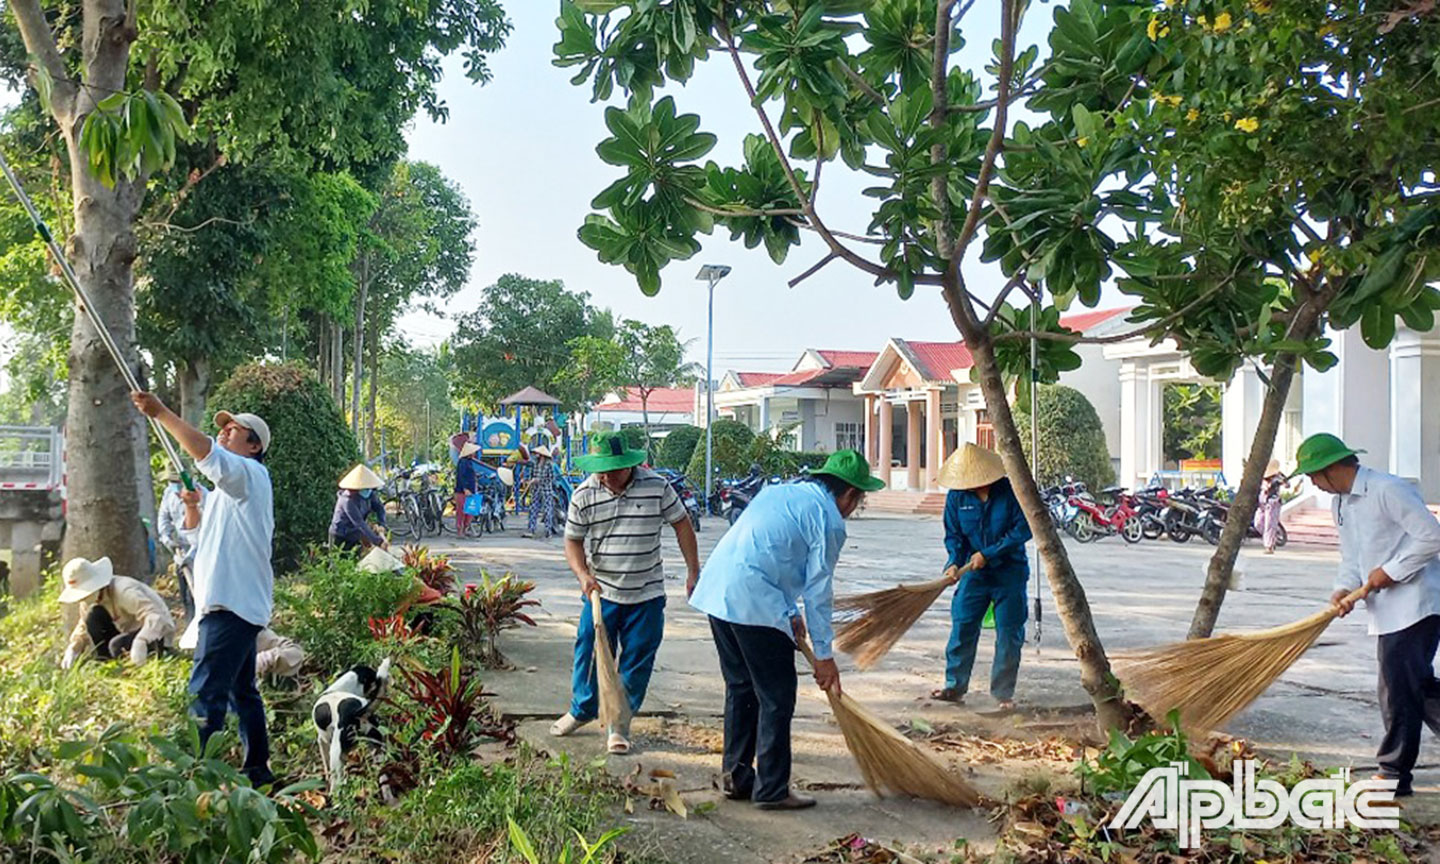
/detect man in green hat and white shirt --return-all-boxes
[1296,432,1440,797]
[550,431,701,754]
[689,449,884,810]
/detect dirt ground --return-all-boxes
[430,510,1440,862]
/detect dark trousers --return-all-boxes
[1377,614,1440,792]
[569,595,666,722]
[709,617,797,804]
[84,605,136,660]
[945,573,1028,700]
[190,610,272,786]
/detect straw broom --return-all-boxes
[1114,585,1370,732]
[833,564,971,670]
[591,592,631,731]
[796,638,986,808]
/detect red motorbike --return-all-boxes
[1068,487,1144,544]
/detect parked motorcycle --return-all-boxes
[1160,487,1217,543]
[723,468,769,525]
[655,468,703,531]
[1068,486,1144,543]
[1199,495,1288,547]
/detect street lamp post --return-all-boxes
[696,264,732,513]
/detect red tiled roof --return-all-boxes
[815,350,880,369]
[1059,306,1131,333]
[902,341,975,381]
[734,372,784,387]
[772,369,827,387]
[596,387,694,413]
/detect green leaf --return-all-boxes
[1071,103,1098,140]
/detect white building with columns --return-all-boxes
[1105,323,1440,504]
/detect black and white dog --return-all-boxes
[312,658,391,792]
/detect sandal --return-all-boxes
[607,730,632,755]
[995,699,1016,711]
[929,688,965,704]
[549,713,590,737]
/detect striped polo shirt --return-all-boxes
[565,467,686,604]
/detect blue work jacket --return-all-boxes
[943,478,1031,580]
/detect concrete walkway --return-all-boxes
[431,511,1440,861]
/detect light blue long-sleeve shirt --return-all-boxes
[689,481,846,659]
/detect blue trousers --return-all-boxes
[569,595,666,722]
[190,610,272,786]
[945,574,1028,701]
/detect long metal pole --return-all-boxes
[704,277,716,508]
[0,148,194,491]
[1030,289,1042,651]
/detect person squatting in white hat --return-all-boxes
[59,556,176,669]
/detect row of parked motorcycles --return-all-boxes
[1042,479,1288,548]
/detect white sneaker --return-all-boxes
[549,713,590,737]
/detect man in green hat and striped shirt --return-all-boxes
[1297,432,1440,797]
[550,431,701,755]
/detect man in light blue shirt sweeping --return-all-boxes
[133,391,277,789]
[690,449,883,811]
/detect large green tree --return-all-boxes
[985,0,1440,637]
[450,274,613,409]
[555,0,1140,728]
[350,160,476,457]
[615,320,700,441]
[2,0,508,575]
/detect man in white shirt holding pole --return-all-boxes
[1299,433,1440,797]
[132,391,277,789]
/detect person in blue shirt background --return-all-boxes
[329,464,388,551]
[689,449,884,811]
[932,443,1032,711]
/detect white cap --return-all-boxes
[214,410,271,454]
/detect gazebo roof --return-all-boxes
[498,386,562,407]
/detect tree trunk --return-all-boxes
[953,317,1134,731]
[1188,302,1324,638]
[333,322,345,405]
[366,315,379,459]
[27,0,151,578]
[177,356,211,429]
[351,257,369,441]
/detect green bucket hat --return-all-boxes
[1294,433,1365,476]
[811,449,886,493]
[574,431,647,473]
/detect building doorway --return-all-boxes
[1162,383,1222,469]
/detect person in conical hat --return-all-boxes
[1255,458,1286,555]
[932,443,1031,711]
[524,444,560,540]
[329,463,388,551]
[455,442,483,537]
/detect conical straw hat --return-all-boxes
[339,463,384,490]
[938,443,1005,490]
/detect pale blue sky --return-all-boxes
[398,2,1120,372]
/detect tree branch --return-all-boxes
[10,0,76,119]
[142,215,255,234]
[716,20,891,281]
[683,196,806,219]
[787,252,838,288]
[950,0,1017,269]
[981,271,1030,329]
[993,269,1240,345]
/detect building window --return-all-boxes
[835,422,860,452]
[975,410,996,450]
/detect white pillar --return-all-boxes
[1118,361,1154,488]
[759,397,770,435]
[1221,365,1265,485]
[1390,328,1440,501]
[1304,326,1390,467]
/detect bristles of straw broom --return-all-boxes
[1114,585,1370,732]
[833,565,971,670]
[796,638,986,809]
[591,592,631,731]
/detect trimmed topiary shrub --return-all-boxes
[207,362,359,569]
[617,425,652,457]
[1013,384,1115,491]
[686,419,755,484]
[656,424,702,470]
